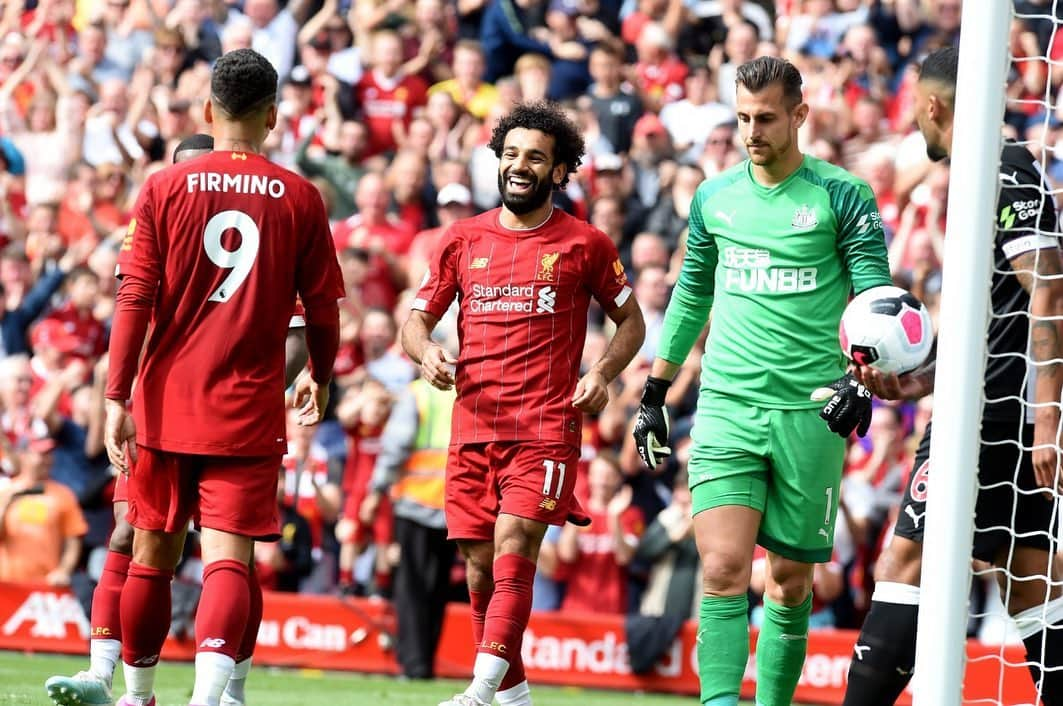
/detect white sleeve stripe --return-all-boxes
[1002,235,1059,259]
[614,285,632,308]
[411,297,429,311]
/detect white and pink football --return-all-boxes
[839,285,934,375]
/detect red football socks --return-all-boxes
[196,560,250,659]
[236,567,263,663]
[480,553,535,684]
[91,551,130,642]
[469,588,490,648]
[120,562,173,667]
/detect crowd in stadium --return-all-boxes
[0,0,1056,679]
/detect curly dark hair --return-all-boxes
[210,49,278,119]
[488,101,585,189]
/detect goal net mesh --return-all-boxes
[960,2,1063,703]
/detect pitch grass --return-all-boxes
[0,651,772,706]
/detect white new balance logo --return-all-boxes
[853,644,870,660]
[536,286,556,313]
[200,637,227,649]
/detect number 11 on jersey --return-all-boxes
[542,459,566,500]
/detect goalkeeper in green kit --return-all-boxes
[633,56,891,706]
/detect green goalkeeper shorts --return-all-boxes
[687,392,846,563]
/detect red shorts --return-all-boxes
[341,483,394,545]
[113,473,128,503]
[125,446,282,541]
[445,441,585,541]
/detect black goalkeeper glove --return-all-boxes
[633,376,672,470]
[811,373,872,438]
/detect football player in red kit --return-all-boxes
[402,101,645,706]
[101,49,343,706]
[45,127,314,706]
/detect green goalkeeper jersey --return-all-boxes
[658,154,892,409]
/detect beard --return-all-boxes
[926,142,948,162]
[747,135,787,166]
[498,169,554,215]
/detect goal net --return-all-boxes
[915,2,1063,704]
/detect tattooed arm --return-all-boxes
[1012,247,1063,491]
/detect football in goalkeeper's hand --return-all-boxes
[839,285,934,375]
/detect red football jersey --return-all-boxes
[111,151,344,456]
[354,70,429,157]
[41,303,107,362]
[282,446,331,551]
[559,505,644,615]
[413,208,632,446]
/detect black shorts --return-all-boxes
[894,420,1056,562]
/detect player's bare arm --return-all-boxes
[852,360,935,400]
[1011,246,1063,490]
[401,309,456,390]
[573,295,645,414]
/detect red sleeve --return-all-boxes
[296,185,344,384]
[296,185,345,318]
[409,76,429,111]
[107,178,161,401]
[586,227,632,312]
[106,276,154,401]
[115,177,162,283]
[306,311,339,385]
[411,224,460,318]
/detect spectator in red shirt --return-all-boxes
[0,354,43,459]
[632,22,688,112]
[332,172,412,309]
[281,406,342,591]
[387,150,431,234]
[28,317,82,417]
[556,454,644,614]
[335,377,394,595]
[39,266,107,364]
[408,183,475,287]
[355,29,429,157]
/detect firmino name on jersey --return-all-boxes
[186,172,286,198]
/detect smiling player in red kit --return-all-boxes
[403,100,645,706]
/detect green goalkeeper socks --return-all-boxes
[697,594,749,705]
[754,594,812,706]
[705,697,739,706]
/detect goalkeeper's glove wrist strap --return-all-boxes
[642,376,671,406]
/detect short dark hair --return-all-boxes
[210,49,278,119]
[173,133,214,163]
[735,56,803,107]
[918,46,958,103]
[67,266,98,284]
[488,101,585,189]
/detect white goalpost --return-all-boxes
[912,2,1013,705]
